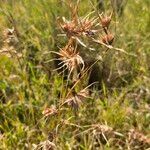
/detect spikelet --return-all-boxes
[58,12,98,37]
[62,88,89,110]
[101,34,114,45]
[52,42,84,78]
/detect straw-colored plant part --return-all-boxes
[58,17,78,37]
[3,27,19,45]
[33,140,56,150]
[99,13,112,29]
[92,124,114,144]
[0,28,22,58]
[62,88,89,110]
[58,13,98,38]
[78,15,98,36]
[128,129,150,148]
[101,33,114,45]
[42,105,58,117]
[57,0,98,38]
[52,42,84,79]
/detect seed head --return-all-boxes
[101,16,111,28]
[61,20,78,37]
[99,12,112,29]
[63,89,89,111]
[58,12,98,37]
[102,34,114,45]
[42,105,57,117]
[55,44,84,75]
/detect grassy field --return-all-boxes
[0,0,150,149]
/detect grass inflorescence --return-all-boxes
[0,0,150,149]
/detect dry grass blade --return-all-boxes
[92,38,137,57]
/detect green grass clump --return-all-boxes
[0,0,150,149]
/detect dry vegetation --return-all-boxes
[0,0,150,149]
